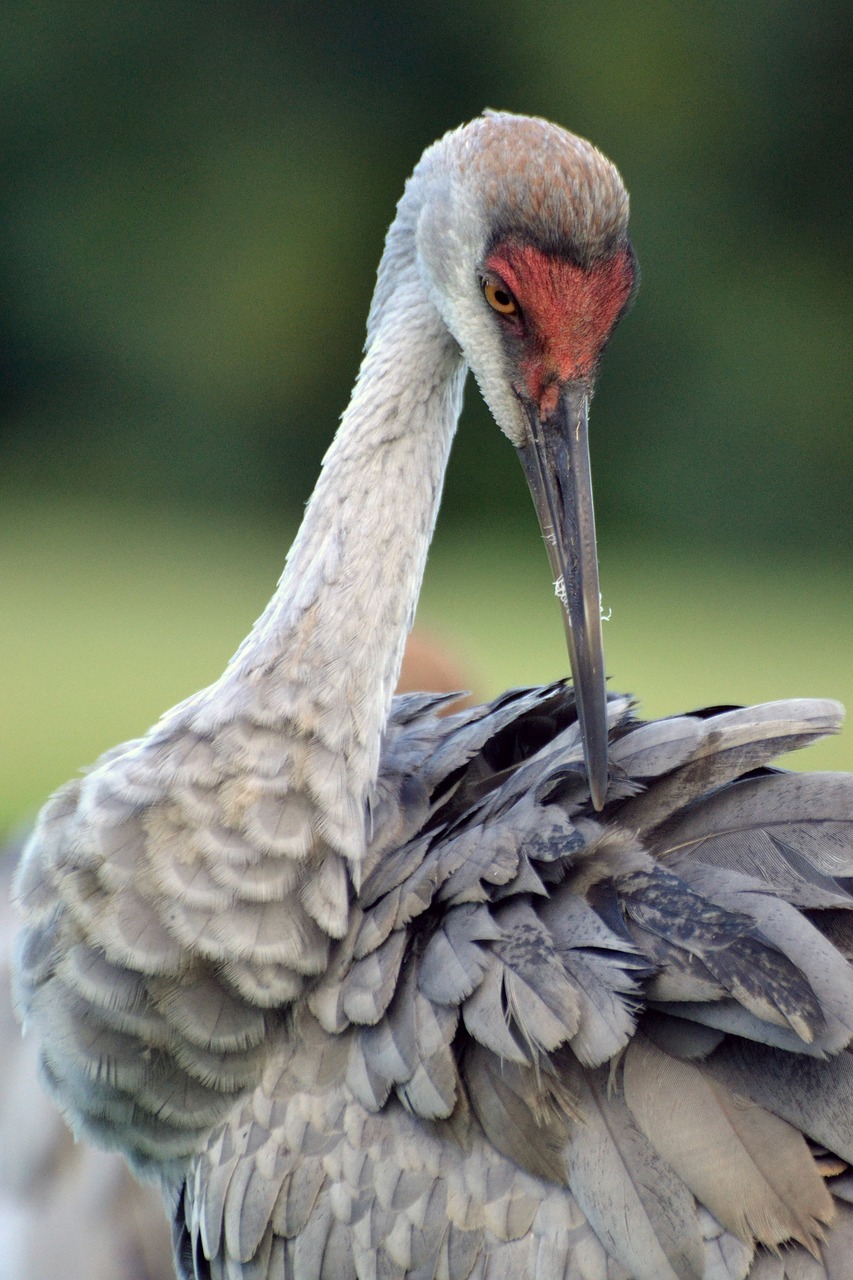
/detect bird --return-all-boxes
[11,111,853,1280]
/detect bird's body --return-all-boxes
[12,114,853,1280]
[0,634,466,1280]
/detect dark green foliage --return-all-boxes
[1,1,851,548]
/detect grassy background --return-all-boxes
[3,498,850,835]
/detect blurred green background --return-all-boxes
[2,0,851,833]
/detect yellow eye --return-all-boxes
[483,279,519,316]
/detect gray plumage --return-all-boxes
[11,113,853,1279]
[0,840,174,1280]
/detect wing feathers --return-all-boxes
[622,1035,834,1251]
[617,701,843,837]
[707,1041,853,1164]
[565,1062,705,1280]
[13,679,853,1279]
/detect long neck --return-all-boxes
[203,257,466,862]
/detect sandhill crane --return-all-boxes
[12,113,853,1280]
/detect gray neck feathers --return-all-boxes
[193,232,465,863]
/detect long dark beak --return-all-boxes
[517,383,608,809]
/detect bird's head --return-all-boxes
[412,111,635,437]
[411,112,638,808]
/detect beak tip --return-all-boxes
[578,708,609,811]
[589,767,608,812]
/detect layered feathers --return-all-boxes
[14,686,853,1278]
